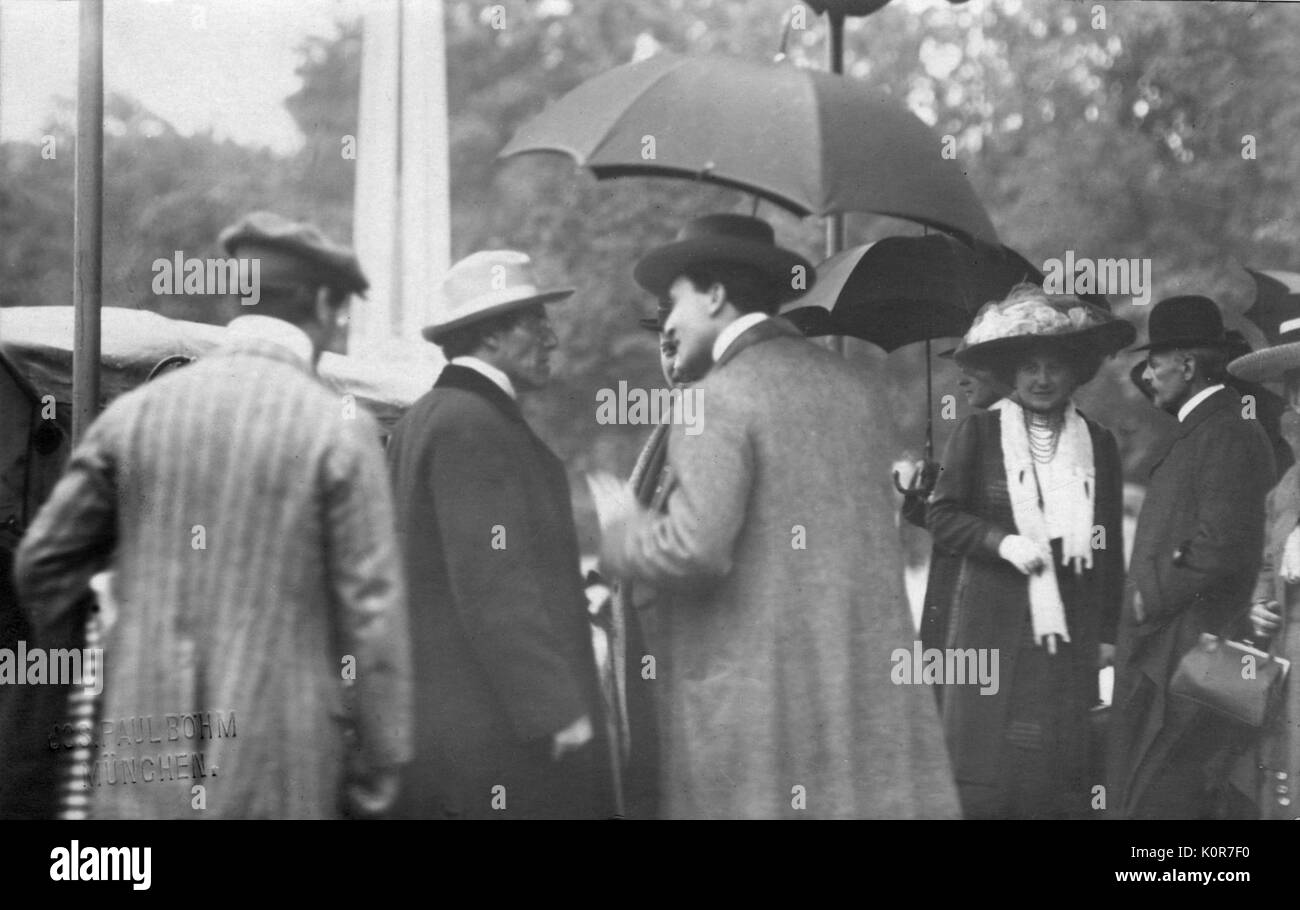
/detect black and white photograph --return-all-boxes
[0,0,1296,886]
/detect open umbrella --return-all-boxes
[780,234,1056,481]
[499,53,998,243]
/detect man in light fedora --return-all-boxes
[387,249,615,819]
[591,213,961,819]
[1110,294,1275,819]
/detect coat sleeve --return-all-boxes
[430,416,589,742]
[13,412,119,638]
[600,383,752,588]
[926,414,1010,561]
[1135,416,1274,625]
[324,414,413,778]
[1093,425,1126,645]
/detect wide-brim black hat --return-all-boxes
[634,213,814,305]
[1131,294,1231,352]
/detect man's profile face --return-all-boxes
[1143,348,1192,414]
[495,304,557,392]
[662,276,718,384]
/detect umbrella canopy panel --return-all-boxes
[787,234,1045,351]
[501,53,998,242]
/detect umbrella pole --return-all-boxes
[826,9,847,356]
[925,337,934,462]
[73,0,104,443]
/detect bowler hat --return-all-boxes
[423,250,573,344]
[633,214,814,305]
[219,211,368,297]
[1131,295,1230,352]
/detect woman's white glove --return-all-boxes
[1280,525,1300,584]
[998,534,1050,575]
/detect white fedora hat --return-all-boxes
[423,250,573,343]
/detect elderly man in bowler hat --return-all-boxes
[592,213,960,819]
[1110,295,1276,818]
[15,211,411,819]
[387,250,616,819]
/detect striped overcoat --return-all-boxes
[14,335,412,819]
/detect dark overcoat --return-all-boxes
[1110,387,1275,818]
[386,364,615,819]
[925,407,1125,815]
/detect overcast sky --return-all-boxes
[0,0,363,154]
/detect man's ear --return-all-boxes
[706,282,728,317]
[313,287,335,327]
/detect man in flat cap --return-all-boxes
[592,213,960,819]
[1110,295,1275,818]
[15,211,411,819]
[387,249,615,819]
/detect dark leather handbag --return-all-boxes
[1169,633,1291,727]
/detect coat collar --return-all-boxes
[216,333,317,377]
[1147,385,1237,474]
[712,315,803,370]
[435,363,526,423]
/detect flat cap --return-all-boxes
[219,211,369,296]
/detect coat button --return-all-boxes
[1279,785,1290,795]
[1279,771,1290,780]
[1280,796,1293,807]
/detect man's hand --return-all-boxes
[346,768,400,818]
[998,534,1050,575]
[1249,599,1282,639]
[551,714,593,761]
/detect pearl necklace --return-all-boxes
[1026,411,1063,464]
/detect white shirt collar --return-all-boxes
[1177,383,1225,423]
[450,355,517,401]
[225,315,314,367]
[712,312,769,363]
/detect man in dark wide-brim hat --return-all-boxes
[1110,294,1276,819]
[594,212,960,819]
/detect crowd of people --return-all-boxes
[0,207,1296,820]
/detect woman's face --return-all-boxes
[958,365,1004,409]
[1013,350,1078,415]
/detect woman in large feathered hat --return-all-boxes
[924,282,1134,819]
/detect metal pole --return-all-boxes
[825,10,847,357]
[824,10,846,260]
[73,0,104,443]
